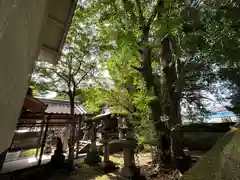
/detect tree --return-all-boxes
[31,5,99,164]
[31,0,240,170]
[82,47,156,151]
[58,1,212,168]
[199,0,240,116]
[81,0,221,165]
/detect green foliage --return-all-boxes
[31,5,99,104]
[83,87,135,114]
[32,0,240,151]
[84,0,218,122]
[195,0,240,116]
[78,0,240,145]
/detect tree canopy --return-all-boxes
[31,0,240,168]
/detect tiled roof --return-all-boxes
[23,96,47,112]
[38,98,87,115]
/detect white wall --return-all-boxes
[0,0,48,154]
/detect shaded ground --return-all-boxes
[4,127,239,180]
[1,153,183,180]
[50,153,182,180]
[50,155,125,180]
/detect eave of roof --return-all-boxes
[38,98,87,115]
[23,96,47,112]
[38,0,78,64]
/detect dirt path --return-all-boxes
[63,153,181,180]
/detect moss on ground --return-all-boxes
[70,154,124,180]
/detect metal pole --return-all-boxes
[38,116,49,166]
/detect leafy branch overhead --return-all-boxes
[29,0,240,169]
[32,6,100,101]
[30,1,240,162]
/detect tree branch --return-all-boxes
[147,0,164,27]
[108,92,134,114]
[67,55,73,75]
[76,68,93,86]
[70,53,88,76]
[131,65,144,73]
[175,58,184,97]
[55,71,69,84]
[73,59,83,76]
[71,75,77,98]
[135,0,145,26]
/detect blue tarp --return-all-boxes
[208,112,234,118]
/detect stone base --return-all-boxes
[84,151,101,165]
[120,166,135,178]
[50,153,65,169]
[100,160,118,173]
[174,155,193,173]
[120,166,146,180]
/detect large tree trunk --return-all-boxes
[148,96,169,166]
[161,36,188,170]
[138,25,169,166]
[161,36,182,127]
[68,92,76,167]
[170,95,182,126]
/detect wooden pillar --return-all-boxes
[76,116,81,158]
[38,116,49,166]
[36,115,46,158]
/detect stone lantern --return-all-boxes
[85,121,101,165]
[92,113,118,171]
[118,115,145,179]
[119,132,138,178]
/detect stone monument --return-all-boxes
[50,137,65,169]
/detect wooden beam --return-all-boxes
[76,116,82,158]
